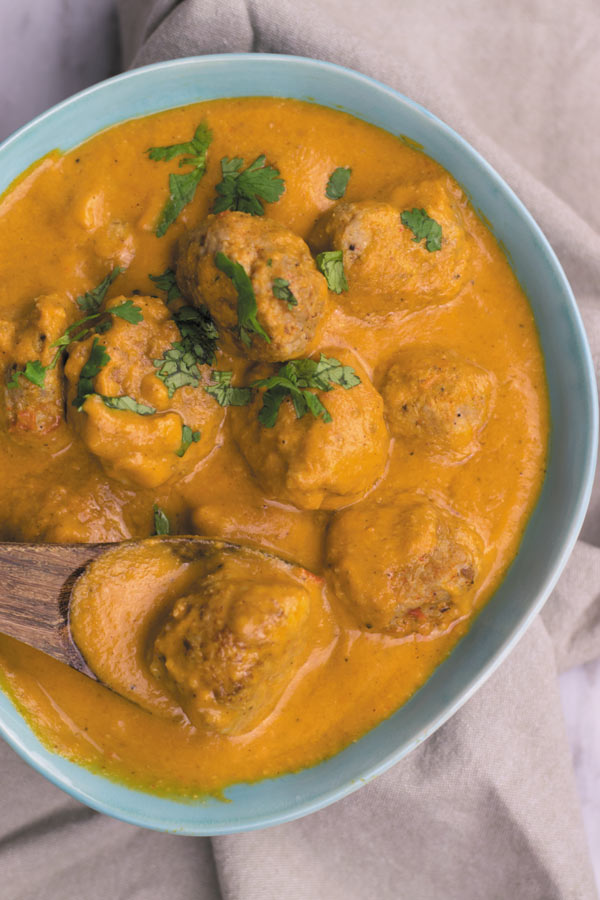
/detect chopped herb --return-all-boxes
[213,154,284,216]
[153,306,219,397]
[153,343,200,396]
[149,268,181,304]
[76,268,122,312]
[316,251,348,294]
[252,354,361,427]
[147,122,213,237]
[175,424,201,457]
[272,278,298,309]
[205,370,252,407]
[153,505,170,535]
[214,251,270,347]
[72,339,110,410]
[8,270,140,392]
[6,359,47,389]
[100,395,156,415]
[325,166,352,200]
[174,306,218,364]
[109,299,144,324]
[400,208,442,252]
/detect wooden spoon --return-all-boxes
[0,542,111,679]
[0,538,312,688]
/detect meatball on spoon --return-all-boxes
[0,538,325,733]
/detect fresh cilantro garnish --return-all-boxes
[100,395,156,415]
[72,339,110,410]
[147,122,212,237]
[212,154,285,216]
[153,343,200,396]
[252,354,361,427]
[76,268,122,312]
[175,424,201,457]
[205,370,252,407]
[8,272,139,392]
[149,268,181,304]
[325,166,351,200]
[109,299,144,324]
[153,505,170,535]
[214,251,270,347]
[6,360,47,389]
[272,278,297,309]
[174,306,218,364]
[153,306,218,397]
[400,208,442,252]
[316,251,348,294]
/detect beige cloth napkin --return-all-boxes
[1,1,599,897]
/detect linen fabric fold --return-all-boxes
[1,1,599,897]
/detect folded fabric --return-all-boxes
[1,1,598,897]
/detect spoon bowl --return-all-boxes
[0,537,309,704]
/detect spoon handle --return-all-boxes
[0,542,109,674]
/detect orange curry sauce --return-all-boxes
[0,99,548,796]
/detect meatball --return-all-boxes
[1,293,74,434]
[65,295,223,488]
[309,174,471,315]
[177,211,328,361]
[382,347,495,460]
[149,557,314,734]
[326,495,484,637]
[229,351,390,510]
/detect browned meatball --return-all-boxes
[65,295,223,488]
[229,351,390,510]
[382,347,495,460]
[326,495,484,637]
[177,211,328,360]
[1,293,75,434]
[309,174,472,315]
[149,555,317,735]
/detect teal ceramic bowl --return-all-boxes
[0,54,596,835]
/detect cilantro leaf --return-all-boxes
[312,355,361,389]
[213,154,285,216]
[153,306,219,398]
[325,166,352,200]
[272,278,298,309]
[214,251,270,347]
[257,383,289,427]
[155,170,204,238]
[109,299,143,324]
[153,505,170,536]
[205,370,252,407]
[76,268,122,312]
[148,122,212,163]
[175,424,201,457]
[148,122,212,237]
[400,208,442,252]
[100,395,156,415]
[149,268,181,304]
[316,251,348,294]
[153,342,200,396]
[174,306,218,364]
[72,339,110,410]
[8,272,140,394]
[6,359,47,390]
[252,354,361,427]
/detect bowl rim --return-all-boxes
[0,52,597,835]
